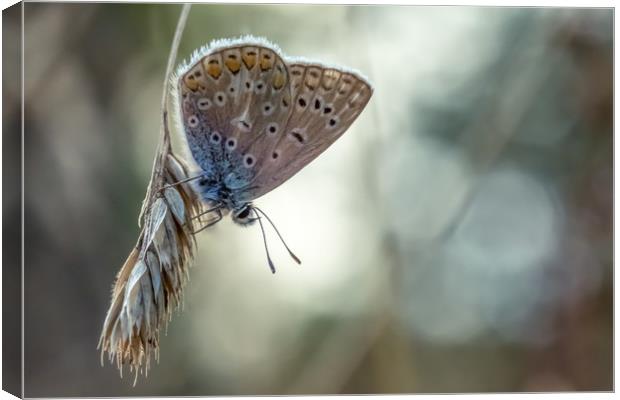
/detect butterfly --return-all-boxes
[172,36,373,272]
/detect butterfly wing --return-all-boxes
[175,39,293,185]
[238,61,373,201]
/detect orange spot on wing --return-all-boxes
[206,64,222,79]
[260,54,274,71]
[225,58,241,74]
[321,70,341,91]
[304,68,321,90]
[272,72,286,90]
[242,50,257,70]
[183,73,199,91]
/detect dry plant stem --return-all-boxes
[98,4,199,384]
[139,4,192,226]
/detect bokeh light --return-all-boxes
[9,3,612,396]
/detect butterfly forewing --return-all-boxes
[242,62,373,200]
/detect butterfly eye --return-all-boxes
[214,91,227,106]
[187,115,199,128]
[235,206,252,220]
[231,205,256,226]
[197,98,212,110]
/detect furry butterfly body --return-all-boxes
[173,36,373,243]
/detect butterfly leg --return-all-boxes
[190,208,223,235]
[188,204,223,222]
[158,174,205,195]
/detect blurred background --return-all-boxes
[7,3,612,396]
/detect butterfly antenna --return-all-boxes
[253,206,302,265]
[253,209,276,274]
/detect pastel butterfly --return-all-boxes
[172,36,373,272]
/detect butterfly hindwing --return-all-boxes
[177,42,293,184]
[240,62,373,200]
